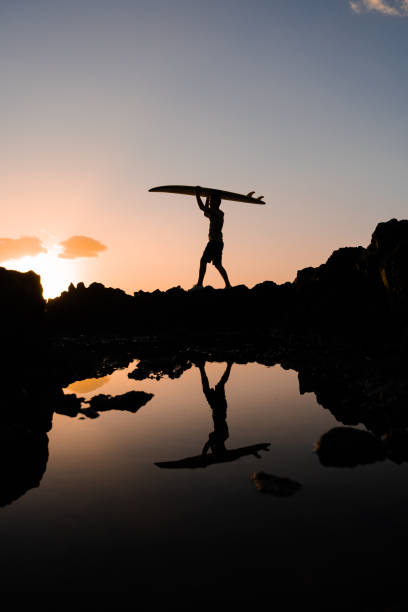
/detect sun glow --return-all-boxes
[2,247,79,299]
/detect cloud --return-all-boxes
[0,236,47,262]
[58,235,107,259]
[350,0,408,15]
[350,1,363,12]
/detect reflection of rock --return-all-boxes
[50,336,135,388]
[315,427,385,468]
[129,344,408,452]
[79,390,154,418]
[79,407,100,419]
[55,393,82,417]
[129,358,190,381]
[0,425,48,507]
[251,471,301,496]
[295,351,408,438]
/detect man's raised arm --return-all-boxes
[195,186,210,213]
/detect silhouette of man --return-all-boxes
[198,361,232,458]
[192,186,231,289]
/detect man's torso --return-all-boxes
[205,209,224,241]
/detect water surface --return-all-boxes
[1,360,407,601]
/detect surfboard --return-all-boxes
[149,185,266,205]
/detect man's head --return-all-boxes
[210,195,221,209]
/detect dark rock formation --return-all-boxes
[43,219,408,351]
[47,282,268,336]
[293,218,408,338]
[367,219,408,314]
[0,267,45,339]
[293,245,383,333]
[46,281,135,333]
[0,218,406,347]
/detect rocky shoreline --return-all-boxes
[1,218,408,505]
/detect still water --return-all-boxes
[1,360,408,599]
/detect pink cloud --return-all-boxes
[350,0,408,16]
[0,236,47,262]
[58,235,107,259]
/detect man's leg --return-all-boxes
[214,262,231,288]
[197,257,207,287]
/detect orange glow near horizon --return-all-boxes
[2,247,79,299]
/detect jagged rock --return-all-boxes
[295,246,366,289]
[368,218,408,298]
[47,282,135,333]
[369,218,408,260]
[0,217,404,347]
[42,218,408,343]
[0,267,45,338]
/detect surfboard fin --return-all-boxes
[246,191,255,197]
[257,195,264,201]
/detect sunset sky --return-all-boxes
[2,0,408,298]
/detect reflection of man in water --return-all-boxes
[192,187,231,290]
[198,361,232,457]
[155,360,270,469]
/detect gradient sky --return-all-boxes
[2,0,408,297]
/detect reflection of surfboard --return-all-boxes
[149,185,266,205]
[155,442,270,469]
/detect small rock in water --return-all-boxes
[251,471,301,497]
